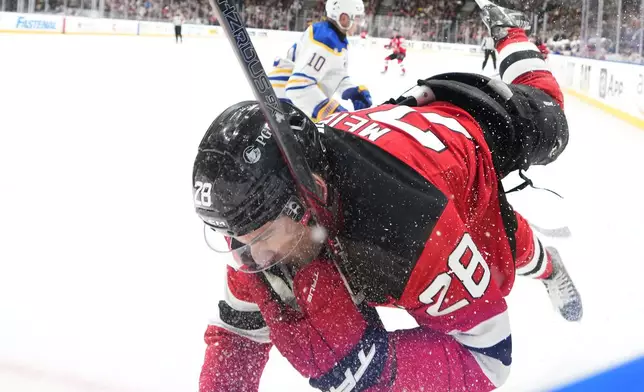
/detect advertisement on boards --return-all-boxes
[64,16,138,35]
[138,21,174,36]
[0,12,63,33]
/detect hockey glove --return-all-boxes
[313,98,347,122]
[342,85,373,110]
[252,260,389,391]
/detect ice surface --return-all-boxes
[1,33,643,392]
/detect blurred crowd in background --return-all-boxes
[3,0,644,63]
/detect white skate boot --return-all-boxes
[479,0,532,42]
[542,247,583,322]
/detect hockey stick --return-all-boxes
[529,222,572,238]
[207,0,325,203]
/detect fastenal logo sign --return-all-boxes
[243,145,261,164]
[15,16,57,30]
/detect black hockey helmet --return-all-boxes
[192,101,327,239]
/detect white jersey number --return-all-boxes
[367,106,472,152]
[418,233,491,316]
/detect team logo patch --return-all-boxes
[243,145,262,164]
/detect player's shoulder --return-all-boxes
[309,21,348,54]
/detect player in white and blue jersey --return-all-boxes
[268,0,372,121]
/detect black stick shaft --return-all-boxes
[208,0,324,202]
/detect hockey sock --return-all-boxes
[516,232,553,280]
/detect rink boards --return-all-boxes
[2,11,644,129]
[0,11,482,49]
[548,55,644,128]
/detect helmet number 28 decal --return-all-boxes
[194,181,213,207]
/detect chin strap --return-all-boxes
[505,169,563,199]
[504,170,571,238]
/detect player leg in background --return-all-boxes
[491,50,497,70]
[513,209,582,322]
[482,50,490,70]
[382,53,395,74]
[397,53,406,75]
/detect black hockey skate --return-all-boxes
[542,247,583,322]
[479,1,531,42]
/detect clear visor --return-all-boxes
[203,197,325,272]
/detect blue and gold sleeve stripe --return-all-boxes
[285,72,318,92]
[312,98,342,122]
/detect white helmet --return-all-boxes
[325,0,365,31]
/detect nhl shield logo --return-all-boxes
[243,145,261,164]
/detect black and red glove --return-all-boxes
[251,260,390,391]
